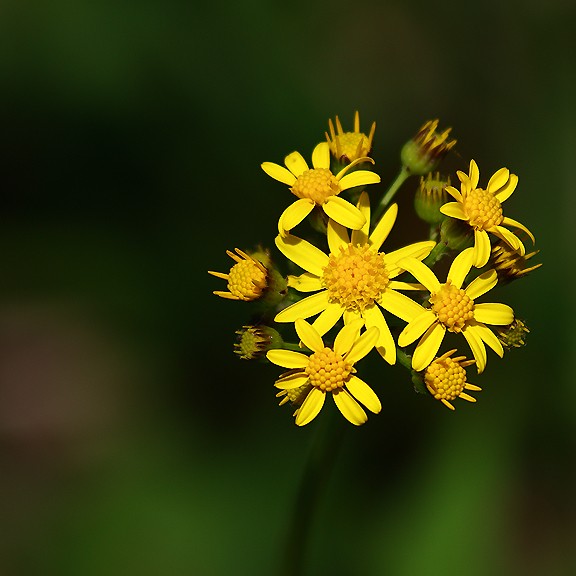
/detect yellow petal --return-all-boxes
[266,349,309,369]
[338,170,381,191]
[287,272,323,292]
[284,151,309,177]
[311,142,330,170]
[445,185,462,202]
[295,388,325,426]
[411,323,446,372]
[333,318,364,357]
[384,241,436,277]
[379,290,426,322]
[275,372,310,390]
[327,218,350,255]
[345,325,379,364]
[278,199,315,236]
[486,167,510,195]
[334,156,375,180]
[369,203,398,251]
[473,229,491,268]
[351,191,370,246]
[295,318,324,353]
[346,375,381,414]
[469,160,480,189]
[332,389,367,425]
[494,173,518,203]
[490,226,524,255]
[261,161,297,185]
[363,304,396,364]
[397,257,441,293]
[440,202,467,220]
[311,303,345,337]
[473,303,514,325]
[470,321,504,357]
[274,291,330,323]
[447,247,475,288]
[462,325,487,373]
[275,234,329,276]
[398,310,437,347]
[323,196,366,230]
[465,269,498,300]
[387,281,424,291]
[501,216,535,244]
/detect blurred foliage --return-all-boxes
[0,0,575,574]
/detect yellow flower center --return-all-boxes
[291,168,340,204]
[332,132,370,161]
[425,356,467,401]
[228,260,267,301]
[430,281,474,332]
[305,347,352,392]
[463,187,503,229]
[322,244,389,312]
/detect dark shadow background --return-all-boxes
[0,1,574,575]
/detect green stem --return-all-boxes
[281,408,344,576]
[422,241,450,268]
[282,342,305,352]
[372,165,411,223]
[396,347,412,371]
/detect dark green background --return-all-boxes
[0,1,574,574]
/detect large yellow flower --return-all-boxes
[261,142,380,237]
[274,192,435,365]
[267,318,381,426]
[440,160,535,267]
[397,248,514,373]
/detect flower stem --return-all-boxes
[422,241,450,268]
[372,165,411,223]
[281,408,344,576]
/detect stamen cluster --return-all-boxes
[292,168,340,203]
[305,347,353,392]
[430,282,474,332]
[463,188,503,229]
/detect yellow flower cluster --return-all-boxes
[209,112,540,424]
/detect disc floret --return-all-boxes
[305,347,354,392]
[430,281,475,333]
[292,168,340,204]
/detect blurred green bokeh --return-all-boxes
[0,1,575,575]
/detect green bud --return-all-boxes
[414,172,451,225]
[234,325,284,360]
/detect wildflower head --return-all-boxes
[326,111,376,163]
[424,349,480,410]
[401,119,456,175]
[209,248,268,301]
[322,244,390,313]
[234,325,284,360]
[429,281,475,333]
[292,168,341,204]
[266,319,381,426]
[496,318,530,349]
[490,242,542,284]
[414,172,451,225]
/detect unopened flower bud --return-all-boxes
[401,120,456,175]
[234,325,284,360]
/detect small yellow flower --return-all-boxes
[267,319,381,426]
[234,325,284,360]
[325,111,376,163]
[261,142,380,237]
[440,160,535,267]
[274,192,435,365]
[401,120,456,175]
[398,247,514,373]
[489,241,541,284]
[208,248,268,301]
[424,350,480,410]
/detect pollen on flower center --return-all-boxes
[336,133,369,161]
[463,187,503,229]
[228,259,267,301]
[305,347,352,392]
[430,281,474,332]
[291,168,340,204]
[322,244,389,312]
[425,355,467,401]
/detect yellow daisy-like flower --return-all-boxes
[423,349,481,410]
[261,142,381,237]
[208,248,267,301]
[325,111,376,163]
[397,247,514,373]
[440,160,535,268]
[267,318,381,426]
[274,192,435,365]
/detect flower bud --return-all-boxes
[414,172,451,225]
[234,325,284,360]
